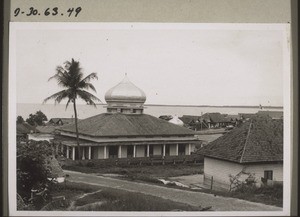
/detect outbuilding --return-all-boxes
[198,116,283,191]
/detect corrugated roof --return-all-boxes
[197,117,283,163]
[59,113,196,137]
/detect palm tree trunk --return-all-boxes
[73,99,81,160]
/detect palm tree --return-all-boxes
[44,58,101,159]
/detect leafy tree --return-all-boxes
[26,110,48,126]
[17,140,53,200]
[17,116,24,124]
[43,58,101,159]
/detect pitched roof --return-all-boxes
[197,117,283,163]
[201,113,230,123]
[36,125,57,134]
[59,113,196,137]
[179,115,201,124]
[48,118,78,125]
[256,111,283,119]
[17,123,36,134]
[226,114,241,121]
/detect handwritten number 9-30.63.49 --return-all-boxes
[14,7,82,17]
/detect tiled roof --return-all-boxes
[179,115,201,124]
[36,125,57,134]
[201,113,231,123]
[197,116,283,163]
[256,111,283,119]
[59,113,196,137]
[48,118,78,125]
[17,123,36,134]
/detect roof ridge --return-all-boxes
[239,121,253,163]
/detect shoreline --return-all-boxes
[17,103,284,109]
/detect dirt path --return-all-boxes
[64,170,282,211]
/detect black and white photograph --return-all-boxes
[9,22,291,216]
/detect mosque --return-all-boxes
[56,75,200,161]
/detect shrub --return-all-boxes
[86,162,95,167]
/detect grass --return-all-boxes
[46,181,205,211]
[61,163,282,208]
[63,163,203,179]
[197,183,283,207]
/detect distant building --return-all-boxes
[198,117,283,191]
[256,110,283,119]
[28,125,57,142]
[17,122,36,140]
[55,75,200,160]
[200,112,232,128]
[48,118,78,126]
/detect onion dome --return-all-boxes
[105,75,146,114]
[105,75,146,103]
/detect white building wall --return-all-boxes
[153,145,162,156]
[28,133,54,142]
[169,144,177,156]
[136,145,145,157]
[204,157,283,191]
[121,145,127,158]
[97,146,105,159]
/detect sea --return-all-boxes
[17,103,283,120]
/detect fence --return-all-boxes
[203,173,230,191]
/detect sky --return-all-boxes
[14,23,288,106]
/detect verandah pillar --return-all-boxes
[163,144,166,157]
[72,146,76,160]
[104,146,107,159]
[175,144,179,156]
[133,145,136,158]
[118,145,122,158]
[82,147,85,160]
[187,144,191,155]
[147,144,150,157]
[66,146,70,159]
[88,146,91,160]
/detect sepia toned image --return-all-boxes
[9,22,291,216]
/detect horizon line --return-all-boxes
[17,102,284,108]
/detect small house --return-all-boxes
[200,113,232,128]
[48,118,78,126]
[28,125,57,142]
[198,116,283,191]
[17,122,36,141]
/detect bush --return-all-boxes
[86,162,95,167]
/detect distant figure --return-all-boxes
[259,104,263,110]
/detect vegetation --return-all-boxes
[17,140,53,203]
[44,181,204,211]
[25,110,48,126]
[199,183,283,207]
[62,163,203,181]
[16,116,24,124]
[44,58,101,159]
